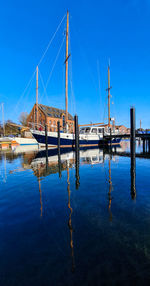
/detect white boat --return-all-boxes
[13,137,38,146]
[12,144,39,153]
[31,125,121,148]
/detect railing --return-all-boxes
[28,122,45,131]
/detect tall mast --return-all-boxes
[36,66,39,125]
[65,11,69,123]
[107,65,111,127]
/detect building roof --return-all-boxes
[38,104,73,121]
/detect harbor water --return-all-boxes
[1,140,150,285]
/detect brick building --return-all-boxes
[115,125,130,134]
[27,104,74,133]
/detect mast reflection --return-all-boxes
[67,161,75,272]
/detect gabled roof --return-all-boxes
[38,104,73,121]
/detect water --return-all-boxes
[1,141,150,285]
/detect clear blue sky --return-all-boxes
[0,0,150,128]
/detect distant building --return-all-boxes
[27,104,74,133]
[115,125,130,134]
[98,124,130,134]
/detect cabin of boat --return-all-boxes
[80,126,105,135]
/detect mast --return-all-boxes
[36,66,39,126]
[107,65,111,127]
[65,11,69,124]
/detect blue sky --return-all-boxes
[0,0,150,128]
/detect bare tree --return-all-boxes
[19,112,28,126]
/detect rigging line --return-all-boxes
[71,22,98,91]
[45,34,66,90]
[38,14,66,67]
[21,80,36,112]
[103,94,108,123]
[13,69,36,113]
[97,60,103,121]
[38,69,49,104]
[69,52,76,115]
[68,30,76,115]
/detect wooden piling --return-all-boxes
[110,128,112,148]
[57,121,61,178]
[148,140,150,153]
[45,124,48,167]
[130,107,136,199]
[57,121,60,153]
[103,128,105,148]
[130,107,136,155]
[74,115,79,151]
[74,115,80,189]
[143,139,145,153]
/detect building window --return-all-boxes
[54,120,56,126]
[49,120,52,124]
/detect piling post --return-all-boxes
[74,115,80,189]
[74,115,79,151]
[142,139,145,153]
[130,107,136,155]
[103,128,105,148]
[45,124,48,167]
[148,140,150,153]
[57,121,61,178]
[57,121,60,153]
[110,128,112,148]
[130,107,136,199]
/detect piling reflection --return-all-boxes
[67,161,75,272]
[38,167,43,217]
[130,140,136,200]
[75,148,80,189]
[108,156,113,221]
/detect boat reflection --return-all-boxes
[31,148,105,179]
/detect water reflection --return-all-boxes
[1,142,150,284]
[37,166,43,217]
[67,161,75,272]
[108,157,113,221]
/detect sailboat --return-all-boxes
[31,11,121,148]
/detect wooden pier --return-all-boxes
[104,107,150,150]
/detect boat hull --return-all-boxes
[31,130,121,148]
